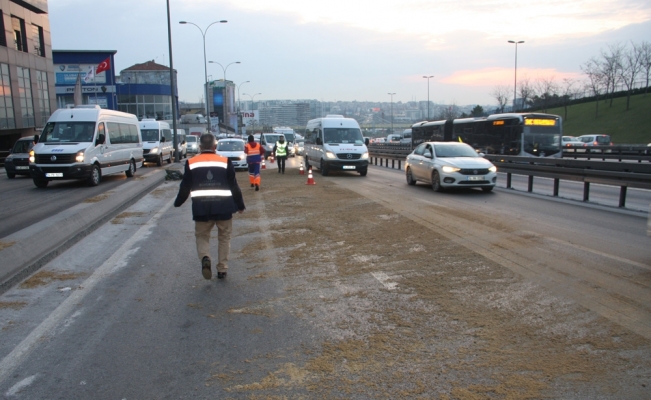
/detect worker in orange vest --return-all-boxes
[244,135,265,191]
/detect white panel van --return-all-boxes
[29,105,143,188]
[304,115,370,176]
[139,119,173,166]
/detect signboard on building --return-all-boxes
[241,111,259,127]
[55,63,107,85]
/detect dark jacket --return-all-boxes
[174,151,245,221]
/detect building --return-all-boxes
[206,79,236,132]
[116,60,178,121]
[53,50,117,110]
[0,0,56,149]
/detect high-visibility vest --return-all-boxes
[275,141,287,157]
[245,142,264,163]
[187,152,238,215]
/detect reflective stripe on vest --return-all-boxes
[189,160,227,170]
[190,189,232,197]
[276,142,287,156]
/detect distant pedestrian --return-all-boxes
[174,133,245,280]
[244,134,265,191]
[273,135,288,174]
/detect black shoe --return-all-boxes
[201,256,212,280]
[251,183,254,188]
[217,271,227,280]
[255,184,259,191]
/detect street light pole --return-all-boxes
[508,40,524,112]
[179,20,227,133]
[388,93,395,134]
[423,76,433,120]
[209,61,240,82]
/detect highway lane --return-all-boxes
[0,165,649,397]
[0,164,166,239]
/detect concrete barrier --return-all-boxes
[0,168,166,294]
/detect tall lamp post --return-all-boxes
[237,80,250,135]
[423,75,433,120]
[208,61,240,82]
[179,19,227,133]
[508,40,524,111]
[388,93,395,134]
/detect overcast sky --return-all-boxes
[49,0,651,107]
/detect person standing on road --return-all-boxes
[244,134,265,191]
[174,134,245,280]
[273,135,288,174]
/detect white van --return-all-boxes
[304,115,370,176]
[29,105,143,188]
[175,129,187,159]
[140,119,174,166]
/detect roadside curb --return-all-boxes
[0,168,167,295]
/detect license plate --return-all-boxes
[342,166,356,170]
[467,176,484,181]
[16,166,29,170]
[46,173,63,178]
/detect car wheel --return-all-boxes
[320,159,329,176]
[88,164,101,186]
[482,186,494,192]
[7,172,15,179]
[406,167,416,186]
[157,154,163,167]
[33,178,48,188]
[432,171,443,192]
[359,168,367,176]
[125,159,136,178]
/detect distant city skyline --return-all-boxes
[49,0,651,107]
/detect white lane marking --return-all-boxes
[5,374,37,396]
[523,231,651,271]
[371,272,398,290]
[0,198,175,386]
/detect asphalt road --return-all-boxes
[0,159,649,398]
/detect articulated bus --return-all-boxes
[411,113,563,157]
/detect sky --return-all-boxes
[48,0,651,107]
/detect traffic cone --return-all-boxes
[299,162,305,175]
[269,156,275,164]
[306,167,315,185]
[261,159,266,170]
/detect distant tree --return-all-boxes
[559,78,577,121]
[640,41,651,95]
[619,42,644,110]
[470,105,484,117]
[600,43,624,107]
[459,112,469,118]
[491,85,510,113]
[533,77,557,113]
[581,57,605,117]
[518,77,534,111]
[438,104,460,120]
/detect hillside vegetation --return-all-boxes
[544,93,651,144]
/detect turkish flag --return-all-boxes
[96,57,111,74]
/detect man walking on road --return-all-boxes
[244,134,265,191]
[273,134,289,174]
[174,134,245,280]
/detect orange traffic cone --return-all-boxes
[299,162,305,175]
[306,167,315,185]
[269,156,275,164]
[261,159,266,169]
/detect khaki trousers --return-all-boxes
[195,219,232,272]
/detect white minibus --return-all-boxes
[139,119,173,166]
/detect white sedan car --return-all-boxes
[216,139,248,171]
[405,142,497,192]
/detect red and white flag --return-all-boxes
[96,57,111,74]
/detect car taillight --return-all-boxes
[610,142,613,146]
[593,141,598,145]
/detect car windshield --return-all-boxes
[141,129,160,142]
[217,141,244,152]
[324,128,363,144]
[434,144,478,158]
[12,140,33,153]
[281,133,296,142]
[40,121,96,143]
[186,136,197,143]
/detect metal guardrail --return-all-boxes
[367,143,651,208]
[563,144,651,162]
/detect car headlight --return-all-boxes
[75,151,85,163]
[442,166,460,173]
[489,166,497,173]
[150,147,159,154]
[325,151,337,159]
[29,150,35,163]
[361,152,369,159]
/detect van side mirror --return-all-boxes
[316,137,323,145]
[96,133,105,146]
[33,134,39,144]
[161,137,166,143]
[365,138,370,146]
